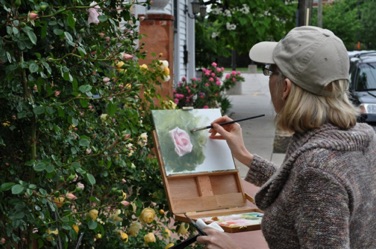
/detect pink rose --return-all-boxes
[66,192,77,200]
[169,127,193,157]
[28,12,39,21]
[87,2,100,25]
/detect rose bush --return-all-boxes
[0,1,201,248]
[173,62,244,114]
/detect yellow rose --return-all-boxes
[122,191,127,200]
[128,221,142,236]
[119,230,128,242]
[163,66,170,76]
[53,196,65,208]
[110,209,122,222]
[161,100,177,110]
[177,223,189,235]
[159,60,169,69]
[165,243,174,249]
[140,64,148,70]
[72,224,79,234]
[47,229,58,235]
[88,209,98,221]
[159,209,165,215]
[116,61,125,68]
[163,228,171,238]
[46,228,59,235]
[144,232,156,244]
[96,233,102,239]
[117,68,127,74]
[140,207,156,223]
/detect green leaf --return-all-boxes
[98,15,108,22]
[79,99,89,108]
[0,182,15,192]
[41,60,52,74]
[6,52,12,63]
[45,164,55,173]
[71,162,81,169]
[39,188,47,195]
[64,31,75,46]
[12,26,19,35]
[11,184,25,195]
[33,161,46,172]
[63,71,73,82]
[29,62,39,73]
[53,28,64,35]
[66,11,76,30]
[23,28,37,45]
[33,106,45,115]
[86,173,96,185]
[79,137,90,147]
[88,220,97,230]
[77,46,87,56]
[79,85,92,93]
[28,184,37,189]
[71,118,79,127]
[107,102,117,116]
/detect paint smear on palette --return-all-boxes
[202,212,263,228]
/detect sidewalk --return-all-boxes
[225,72,287,249]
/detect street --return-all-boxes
[226,72,286,178]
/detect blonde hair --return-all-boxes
[276,78,359,133]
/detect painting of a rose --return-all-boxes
[169,127,193,156]
[152,109,236,175]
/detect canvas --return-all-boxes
[152,108,236,175]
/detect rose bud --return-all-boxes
[119,231,128,242]
[29,12,39,21]
[65,192,77,200]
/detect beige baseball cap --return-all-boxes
[249,26,349,96]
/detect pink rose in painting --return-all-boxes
[169,127,193,157]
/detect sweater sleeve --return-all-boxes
[244,154,278,187]
[293,167,350,249]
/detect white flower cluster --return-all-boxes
[223,9,232,17]
[237,4,250,14]
[210,7,222,15]
[211,32,219,38]
[209,4,249,16]
[226,22,237,30]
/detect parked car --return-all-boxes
[348,51,376,130]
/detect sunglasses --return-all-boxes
[263,65,280,76]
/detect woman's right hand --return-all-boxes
[209,116,253,166]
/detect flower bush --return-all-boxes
[0,1,200,248]
[173,62,245,114]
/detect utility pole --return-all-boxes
[317,0,323,27]
[297,0,313,26]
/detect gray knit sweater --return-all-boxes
[245,123,376,249]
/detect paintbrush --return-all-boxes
[190,114,265,133]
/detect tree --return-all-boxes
[318,0,362,49]
[312,0,376,50]
[359,0,376,49]
[195,0,297,68]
